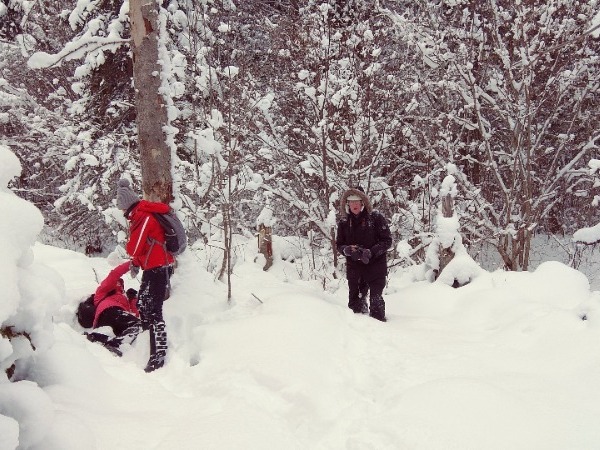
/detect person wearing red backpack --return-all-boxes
[116,178,174,372]
[85,262,142,356]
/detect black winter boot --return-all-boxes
[369,294,386,322]
[85,332,123,356]
[144,321,167,373]
[358,288,369,314]
[121,325,142,345]
[85,332,110,345]
[349,298,368,314]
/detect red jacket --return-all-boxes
[126,200,174,270]
[93,262,139,328]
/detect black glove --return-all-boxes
[129,263,140,278]
[350,247,363,261]
[342,246,363,261]
[360,248,372,264]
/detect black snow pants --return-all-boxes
[96,306,142,346]
[348,276,386,321]
[138,266,170,372]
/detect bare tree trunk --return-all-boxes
[130,0,172,203]
[225,203,232,301]
[570,242,585,269]
[330,226,338,278]
[217,202,232,301]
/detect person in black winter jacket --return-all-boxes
[336,187,393,321]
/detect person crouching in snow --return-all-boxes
[336,187,392,321]
[86,262,142,355]
[116,178,174,373]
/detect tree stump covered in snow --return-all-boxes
[437,193,455,278]
[257,224,273,271]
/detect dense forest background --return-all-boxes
[1,0,599,282]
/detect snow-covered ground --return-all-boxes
[2,143,600,450]
[2,240,600,450]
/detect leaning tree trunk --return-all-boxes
[130,0,172,203]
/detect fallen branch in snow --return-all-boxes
[251,293,264,304]
[1,327,33,379]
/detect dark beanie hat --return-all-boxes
[116,179,139,210]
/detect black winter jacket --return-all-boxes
[336,201,392,281]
